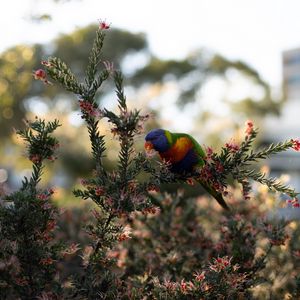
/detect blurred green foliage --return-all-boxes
[0,23,282,139]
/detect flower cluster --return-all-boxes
[78,99,103,119]
[287,197,300,208]
[209,256,233,272]
[291,138,300,151]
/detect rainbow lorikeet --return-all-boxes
[145,129,230,210]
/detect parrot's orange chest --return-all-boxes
[159,137,193,164]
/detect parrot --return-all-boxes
[144,128,230,210]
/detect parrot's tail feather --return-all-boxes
[200,181,230,211]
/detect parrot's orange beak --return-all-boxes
[144,141,153,151]
[145,141,156,157]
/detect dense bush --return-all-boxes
[1,22,300,299]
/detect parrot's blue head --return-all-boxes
[145,129,171,153]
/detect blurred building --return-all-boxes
[263,47,300,191]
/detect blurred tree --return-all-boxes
[132,52,280,115]
[0,25,148,138]
[0,44,44,136]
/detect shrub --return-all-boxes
[1,22,300,299]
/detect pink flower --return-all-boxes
[33,69,46,80]
[51,142,60,150]
[180,279,194,294]
[37,193,49,201]
[99,19,110,30]
[147,184,160,193]
[40,258,54,266]
[33,69,52,85]
[292,198,300,208]
[79,100,98,117]
[81,246,93,267]
[118,226,132,242]
[14,277,29,286]
[245,120,254,136]
[205,146,214,160]
[80,179,88,186]
[61,243,80,257]
[142,206,160,215]
[180,279,188,293]
[47,155,57,162]
[291,139,300,151]
[30,154,42,164]
[95,186,105,196]
[163,280,178,291]
[215,161,224,173]
[225,141,239,152]
[293,250,300,258]
[46,220,56,232]
[209,256,232,272]
[41,202,52,210]
[193,271,206,282]
[186,178,195,186]
[41,60,52,67]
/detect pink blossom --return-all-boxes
[293,250,300,258]
[179,279,194,294]
[186,178,195,186]
[37,193,49,201]
[142,206,160,215]
[81,246,94,267]
[225,140,239,152]
[47,155,57,162]
[292,198,300,208]
[30,154,42,164]
[147,184,160,193]
[205,146,214,160]
[33,69,52,85]
[40,257,54,266]
[46,220,56,232]
[42,202,52,210]
[291,139,300,151]
[193,271,206,282]
[163,279,178,291]
[245,119,254,136]
[95,186,105,196]
[209,256,232,272]
[118,226,132,242]
[14,277,29,286]
[215,161,224,173]
[61,243,80,257]
[99,19,110,30]
[41,60,53,67]
[79,100,99,117]
[33,69,47,80]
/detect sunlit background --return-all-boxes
[1,0,300,202]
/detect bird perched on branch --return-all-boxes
[145,128,230,210]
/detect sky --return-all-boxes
[2,0,300,89]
